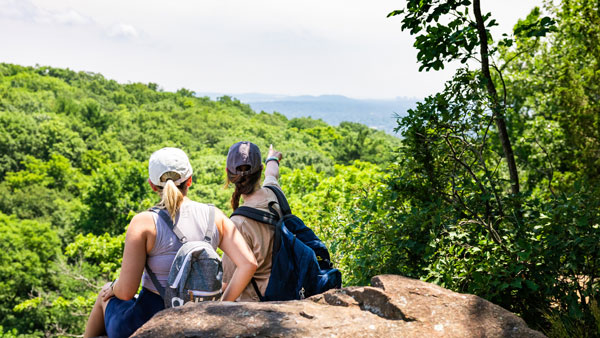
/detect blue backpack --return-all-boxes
[231,185,342,301]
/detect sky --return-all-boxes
[0,0,543,99]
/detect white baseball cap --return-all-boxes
[148,147,193,187]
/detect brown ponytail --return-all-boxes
[156,172,189,221]
[226,166,261,210]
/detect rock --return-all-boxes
[131,275,545,338]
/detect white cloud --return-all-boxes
[52,9,89,25]
[108,24,139,39]
[0,0,38,20]
[0,0,90,25]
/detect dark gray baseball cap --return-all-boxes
[226,141,262,176]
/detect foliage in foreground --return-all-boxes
[349,0,600,335]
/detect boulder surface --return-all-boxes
[131,274,545,337]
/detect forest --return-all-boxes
[0,0,599,336]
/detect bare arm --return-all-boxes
[105,212,155,301]
[215,208,258,301]
[264,144,282,179]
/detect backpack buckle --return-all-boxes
[188,289,222,302]
[171,297,184,307]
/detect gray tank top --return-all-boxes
[142,200,220,293]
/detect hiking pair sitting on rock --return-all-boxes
[83,142,341,338]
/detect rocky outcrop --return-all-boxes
[131,275,545,337]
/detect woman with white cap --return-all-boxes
[84,147,257,338]
[221,142,283,301]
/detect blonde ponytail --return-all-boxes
[161,179,183,221]
[157,172,187,221]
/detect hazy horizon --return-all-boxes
[196,91,421,102]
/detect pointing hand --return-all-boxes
[267,144,282,161]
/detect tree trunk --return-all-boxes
[473,0,520,197]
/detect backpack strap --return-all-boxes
[263,185,291,216]
[145,205,192,298]
[231,206,279,226]
[203,204,215,244]
[144,204,216,298]
[251,278,265,302]
[145,262,166,298]
[145,207,169,298]
[149,206,187,243]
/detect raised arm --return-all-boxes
[264,144,282,179]
[215,208,258,301]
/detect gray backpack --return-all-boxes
[146,205,223,308]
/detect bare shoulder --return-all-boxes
[212,206,225,220]
[127,211,156,235]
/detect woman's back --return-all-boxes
[224,176,282,301]
[143,200,220,293]
[222,140,284,301]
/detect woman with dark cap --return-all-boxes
[221,142,283,301]
[83,147,257,338]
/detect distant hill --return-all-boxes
[197,93,418,135]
